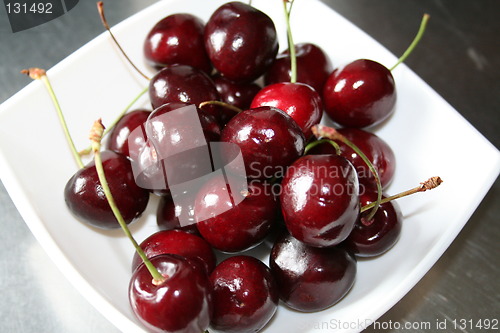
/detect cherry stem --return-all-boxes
[97,1,150,81]
[304,139,341,155]
[389,13,430,71]
[360,176,443,213]
[283,0,297,83]
[21,68,84,169]
[90,119,165,284]
[311,124,382,221]
[79,85,149,156]
[198,100,243,114]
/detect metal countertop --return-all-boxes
[1,1,498,332]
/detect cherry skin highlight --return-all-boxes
[322,59,396,128]
[280,154,359,247]
[210,255,278,333]
[106,109,151,159]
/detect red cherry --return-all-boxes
[149,64,219,110]
[131,230,216,274]
[270,232,356,312]
[250,82,323,139]
[195,177,277,253]
[280,154,359,247]
[210,255,278,332]
[129,254,212,333]
[64,150,149,229]
[220,106,305,180]
[156,195,199,234]
[265,43,333,93]
[322,59,396,128]
[106,109,151,159]
[204,1,278,82]
[144,13,212,73]
[343,190,402,257]
[308,127,396,189]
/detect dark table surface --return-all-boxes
[1,1,499,332]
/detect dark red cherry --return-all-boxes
[269,232,356,312]
[308,128,396,189]
[64,150,149,229]
[265,43,333,93]
[144,13,212,73]
[129,254,212,333]
[204,1,278,82]
[156,195,199,234]
[250,82,323,139]
[212,74,261,110]
[132,102,221,195]
[280,154,359,247]
[131,230,216,274]
[195,176,277,253]
[220,106,305,180]
[106,109,151,159]
[149,64,219,109]
[323,59,396,128]
[343,190,402,257]
[210,255,278,333]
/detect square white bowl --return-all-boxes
[0,0,499,332]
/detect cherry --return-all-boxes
[250,82,323,139]
[106,109,151,159]
[64,150,149,229]
[149,64,219,109]
[156,195,199,234]
[204,1,278,82]
[130,254,212,333]
[131,230,216,274]
[210,255,278,332]
[322,14,429,128]
[195,176,278,253]
[280,154,359,248]
[269,232,356,312]
[322,59,396,128]
[144,13,212,74]
[308,127,396,189]
[212,73,260,110]
[220,106,305,180]
[132,102,221,195]
[265,43,333,93]
[343,190,402,257]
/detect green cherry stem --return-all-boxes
[97,1,150,81]
[360,176,443,213]
[79,85,149,156]
[22,68,84,169]
[389,13,430,71]
[304,138,341,156]
[198,100,243,114]
[283,0,297,83]
[312,124,382,221]
[90,119,165,284]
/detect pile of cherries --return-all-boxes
[51,1,437,332]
